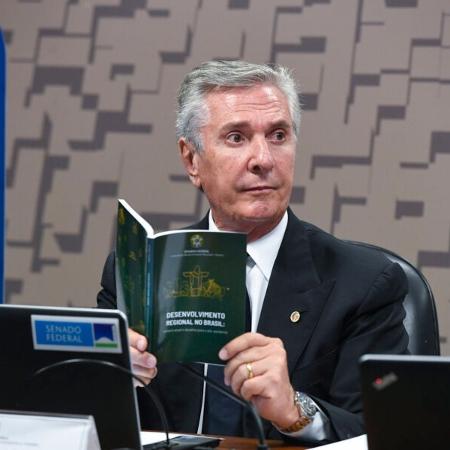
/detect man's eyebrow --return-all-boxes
[219,121,250,132]
[219,119,293,132]
[268,120,292,130]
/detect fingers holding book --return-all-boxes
[128,328,158,386]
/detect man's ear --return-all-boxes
[179,138,202,189]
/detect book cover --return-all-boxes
[115,199,246,364]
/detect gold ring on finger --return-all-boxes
[246,362,254,380]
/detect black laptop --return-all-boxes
[360,354,450,450]
[0,304,142,450]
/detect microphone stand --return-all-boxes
[177,363,269,450]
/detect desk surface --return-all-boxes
[217,436,305,450]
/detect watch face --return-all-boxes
[298,392,318,418]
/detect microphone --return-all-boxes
[32,358,172,450]
[177,363,269,450]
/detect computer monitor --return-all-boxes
[0,304,142,450]
[360,354,450,450]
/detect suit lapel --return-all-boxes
[257,210,335,374]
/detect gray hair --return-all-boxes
[176,60,301,152]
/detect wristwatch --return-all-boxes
[280,391,318,433]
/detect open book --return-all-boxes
[115,199,246,364]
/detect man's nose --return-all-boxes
[248,137,274,173]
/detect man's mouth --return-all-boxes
[242,186,276,192]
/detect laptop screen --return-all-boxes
[360,354,450,450]
[0,304,142,450]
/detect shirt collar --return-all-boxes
[208,211,288,281]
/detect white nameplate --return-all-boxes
[0,412,101,450]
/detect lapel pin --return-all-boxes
[290,311,301,323]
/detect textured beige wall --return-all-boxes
[1,0,449,353]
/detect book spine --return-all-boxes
[145,238,154,347]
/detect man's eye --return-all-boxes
[227,133,243,144]
[271,130,286,142]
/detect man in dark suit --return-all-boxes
[97,60,408,445]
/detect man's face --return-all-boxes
[180,83,296,237]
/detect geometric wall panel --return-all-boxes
[1,0,450,352]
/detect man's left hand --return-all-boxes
[219,332,299,429]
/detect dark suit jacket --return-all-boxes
[97,209,408,445]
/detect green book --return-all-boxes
[115,199,247,364]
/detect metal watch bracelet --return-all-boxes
[280,391,318,433]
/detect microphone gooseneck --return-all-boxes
[32,358,172,450]
[177,363,269,450]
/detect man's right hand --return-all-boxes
[128,328,158,386]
